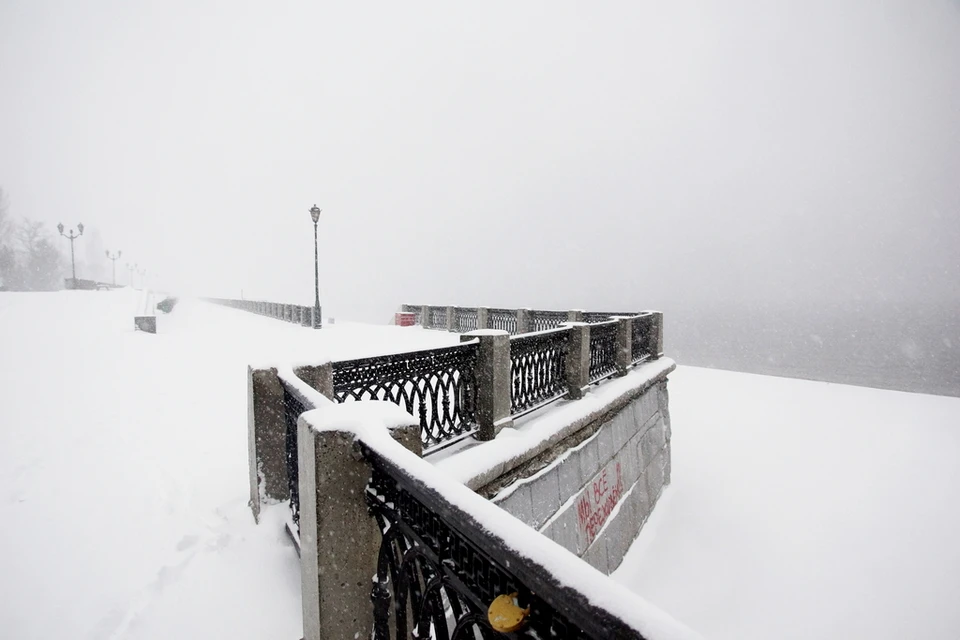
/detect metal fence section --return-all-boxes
[588,320,619,383]
[281,381,308,532]
[509,328,570,417]
[430,306,447,330]
[332,343,479,451]
[364,444,648,639]
[488,308,519,334]
[530,309,568,332]
[583,311,636,323]
[631,313,656,363]
[455,307,479,333]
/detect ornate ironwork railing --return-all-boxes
[631,313,656,364]
[529,309,567,332]
[510,328,569,416]
[365,444,647,639]
[455,307,479,333]
[332,343,479,451]
[430,307,448,330]
[487,308,518,334]
[588,320,619,383]
[281,380,309,531]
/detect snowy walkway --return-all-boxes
[0,291,458,640]
[2,291,958,639]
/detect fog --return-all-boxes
[2,1,959,393]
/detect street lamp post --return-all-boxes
[57,222,84,281]
[309,205,322,329]
[105,250,122,286]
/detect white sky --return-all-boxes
[2,0,959,321]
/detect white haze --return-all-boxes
[1,0,959,324]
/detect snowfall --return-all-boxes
[1,290,958,639]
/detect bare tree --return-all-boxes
[17,219,64,291]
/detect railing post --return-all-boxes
[294,363,335,401]
[568,309,585,323]
[477,307,489,330]
[564,323,591,400]
[298,414,422,640]
[464,330,513,440]
[517,308,531,334]
[247,366,289,522]
[616,317,632,376]
[446,305,456,332]
[421,305,430,328]
[648,310,664,357]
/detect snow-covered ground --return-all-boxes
[614,367,960,640]
[0,290,458,640]
[2,291,958,639]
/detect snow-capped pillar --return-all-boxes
[421,305,430,328]
[517,308,531,334]
[564,323,591,400]
[446,305,456,332]
[298,414,421,640]
[294,363,335,401]
[477,307,489,330]
[568,309,585,323]
[247,366,288,522]
[462,330,513,440]
[645,310,665,357]
[616,317,632,376]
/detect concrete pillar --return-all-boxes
[616,317,632,376]
[517,308,531,334]
[446,305,456,332]
[649,311,664,357]
[294,363,335,401]
[463,330,513,440]
[421,305,430,328]
[477,307,489,330]
[298,417,421,640]
[564,323,591,400]
[247,366,288,522]
[568,309,585,323]
[284,304,292,322]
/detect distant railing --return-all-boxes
[530,309,568,332]
[588,320,619,383]
[631,312,658,364]
[205,297,316,327]
[488,307,518,333]
[455,307,479,333]
[332,342,479,451]
[510,328,570,417]
[430,306,447,329]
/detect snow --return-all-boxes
[0,291,457,640]
[612,366,960,640]
[3,290,958,639]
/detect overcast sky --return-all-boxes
[2,0,958,321]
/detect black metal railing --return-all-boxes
[488,308,519,334]
[631,313,656,364]
[583,311,637,323]
[588,320,619,383]
[510,328,569,417]
[365,444,647,639]
[430,307,447,330]
[281,381,308,531]
[455,307,479,333]
[530,309,568,332]
[332,343,479,451]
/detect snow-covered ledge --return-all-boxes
[295,398,700,640]
[433,358,676,574]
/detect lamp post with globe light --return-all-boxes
[309,205,322,329]
[57,222,84,282]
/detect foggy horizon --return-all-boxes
[2,0,959,324]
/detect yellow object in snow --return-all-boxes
[488,592,530,633]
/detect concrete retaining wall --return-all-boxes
[490,379,671,574]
